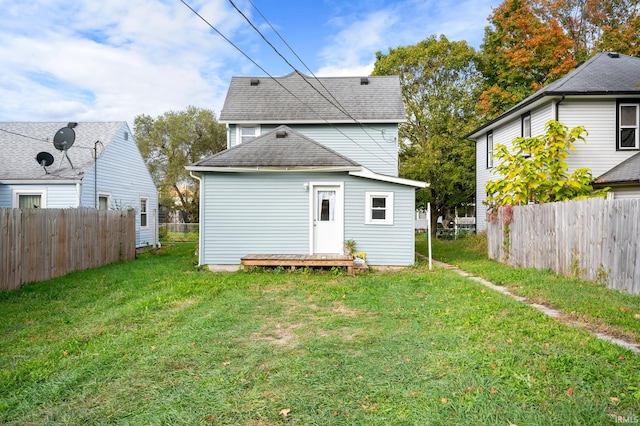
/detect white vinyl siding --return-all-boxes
[610,186,640,199]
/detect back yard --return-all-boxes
[1,237,639,425]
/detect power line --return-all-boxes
[241,0,398,159]
[0,128,50,143]
[178,0,394,167]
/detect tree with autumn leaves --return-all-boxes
[480,0,640,118]
[372,0,638,226]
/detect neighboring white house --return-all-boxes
[187,72,427,270]
[0,121,159,247]
[467,52,640,232]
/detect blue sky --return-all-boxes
[0,0,500,127]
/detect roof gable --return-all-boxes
[0,122,125,182]
[219,72,405,123]
[191,125,360,169]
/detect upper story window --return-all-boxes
[486,132,494,169]
[619,103,639,150]
[238,125,260,145]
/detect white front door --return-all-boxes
[312,185,343,254]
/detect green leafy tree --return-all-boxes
[485,120,608,212]
[134,106,226,223]
[372,35,482,234]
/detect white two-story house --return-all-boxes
[467,52,640,232]
[186,72,427,270]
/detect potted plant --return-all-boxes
[344,239,356,256]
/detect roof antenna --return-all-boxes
[35,152,54,174]
[53,126,76,169]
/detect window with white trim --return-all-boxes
[238,125,260,144]
[98,194,110,210]
[486,132,494,168]
[13,189,46,209]
[140,197,148,228]
[619,102,639,150]
[365,192,394,225]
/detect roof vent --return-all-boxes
[608,52,620,58]
[275,130,287,138]
[67,122,78,128]
[250,78,260,86]
[360,77,369,85]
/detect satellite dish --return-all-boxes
[36,151,55,174]
[53,127,76,151]
[36,151,54,167]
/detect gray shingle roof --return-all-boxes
[191,125,360,168]
[596,152,640,184]
[0,122,124,182]
[467,52,640,138]
[219,72,405,123]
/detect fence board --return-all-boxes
[487,198,640,294]
[0,208,135,291]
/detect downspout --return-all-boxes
[189,171,204,266]
[555,95,565,121]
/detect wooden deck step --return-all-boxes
[241,254,354,275]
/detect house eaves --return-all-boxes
[185,165,361,173]
[465,52,640,140]
[349,167,429,188]
[0,179,81,185]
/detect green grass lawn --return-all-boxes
[1,242,639,425]
[418,234,640,345]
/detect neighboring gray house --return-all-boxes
[467,52,640,232]
[187,72,427,270]
[0,122,159,247]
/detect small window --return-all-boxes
[486,132,494,168]
[365,192,393,225]
[140,197,148,228]
[98,194,110,210]
[619,103,639,150]
[239,125,260,144]
[13,189,46,209]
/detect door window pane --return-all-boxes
[317,191,335,221]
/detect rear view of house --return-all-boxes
[0,122,159,247]
[187,72,426,271]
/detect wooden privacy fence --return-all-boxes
[487,198,640,294]
[1,208,136,291]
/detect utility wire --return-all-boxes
[0,128,50,143]
[243,0,397,158]
[179,0,394,167]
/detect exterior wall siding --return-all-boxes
[612,186,640,199]
[228,123,399,176]
[200,171,416,266]
[81,123,159,247]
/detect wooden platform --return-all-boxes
[241,254,354,275]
